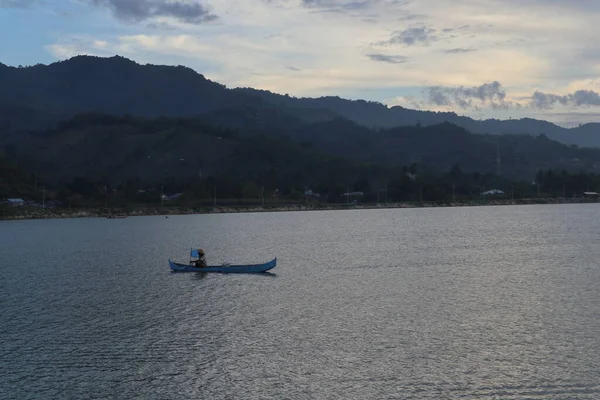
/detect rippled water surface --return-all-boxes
[1,204,600,399]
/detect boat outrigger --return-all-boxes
[169,249,277,273]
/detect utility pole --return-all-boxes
[305,186,308,206]
[104,185,107,209]
[42,186,45,209]
[385,183,388,205]
[262,186,265,206]
[346,185,349,205]
[213,186,216,206]
[452,184,455,203]
[420,184,423,203]
[161,186,164,207]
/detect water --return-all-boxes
[1,204,599,399]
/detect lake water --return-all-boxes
[1,204,600,399]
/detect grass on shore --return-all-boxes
[1,196,598,220]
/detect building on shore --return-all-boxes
[4,198,25,206]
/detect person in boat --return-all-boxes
[194,249,207,268]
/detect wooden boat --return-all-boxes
[169,258,277,273]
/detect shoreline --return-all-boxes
[2,197,598,221]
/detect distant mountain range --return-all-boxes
[1,55,600,190]
[236,88,600,148]
[4,111,600,187]
[1,55,599,147]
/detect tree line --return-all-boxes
[4,162,599,209]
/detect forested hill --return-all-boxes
[3,113,600,188]
[0,55,599,147]
[0,55,258,130]
[0,156,38,199]
[2,55,600,201]
[236,88,600,147]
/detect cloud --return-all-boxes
[531,90,600,109]
[0,0,39,7]
[367,54,408,64]
[378,27,438,46]
[443,48,477,54]
[86,0,217,24]
[37,0,600,126]
[45,38,106,59]
[146,21,176,30]
[299,0,414,21]
[299,0,375,17]
[302,0,370,10]
[398,13,426,21]
[426,81,511,109]
[376,24,473,48]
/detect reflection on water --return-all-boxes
[181,271,277,281]
[1,204,599,399]
[188,272,208,280]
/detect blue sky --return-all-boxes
[2,0,600,127]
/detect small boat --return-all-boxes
[169,258,277,273]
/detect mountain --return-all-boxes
[4,114,600,189]
[0,55,262,131]
[2,55,600,198]
[0,114,399,201]
[1,55,600,148]
[0,155,38,199]
[236,89,600,147]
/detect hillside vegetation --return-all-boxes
[2,56,600,207]
[0,56,599,147]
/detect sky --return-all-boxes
[2,0,600,127]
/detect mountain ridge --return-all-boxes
[4,113,600,187]
[1,55,599,147]
[1,55,600,191]
[235,88,600,147]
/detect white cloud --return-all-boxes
[84,0,217,24]
[35,0,600,125]
[93,40,108,48]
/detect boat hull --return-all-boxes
[169,258,277,273]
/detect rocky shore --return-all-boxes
[1,197,598,221]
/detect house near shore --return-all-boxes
[583,191,599,198]
[481,189,504,196]
[304,189,320,198]
[342,191,365,197]
[161,193,184,201]
[4,198,25,206]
